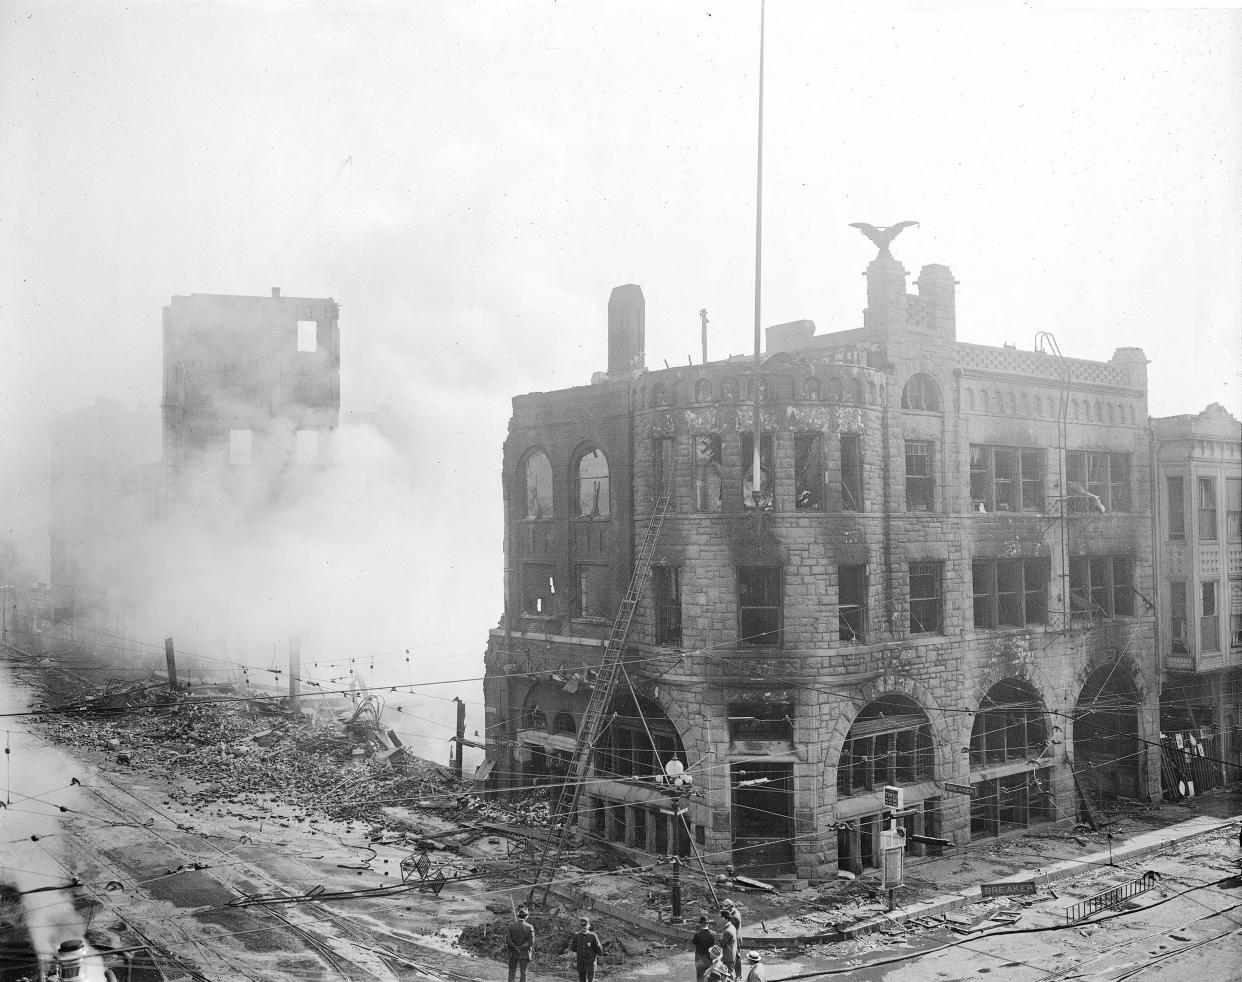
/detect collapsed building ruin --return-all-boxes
[483,241,1164,884]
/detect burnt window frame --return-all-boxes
[1166,476,1186,540]
[653,436,675,502]
[969,445,1045,513]
[1169,580,1189,654]
[728,701,795,742]
[795,432,825,511]
[740,431,775,512]
[522,564,559,617]
[840,433,863,511]
[1069,556,1135,622]
[1201,580,1219,653]
[905,440,935,512]
[1065,451,1132,513]
[522,450,555,520]
[838,564,867,643]
[692,432,722,513]
[969,682,1048,769]
[901,373,942,412]
[576,448,611,519]
[653,566,683,647]
[971,558,1049,629]
[575,563,611,620]
[836,701,935,797]
[909,561,944,635]
[737,566,782,647]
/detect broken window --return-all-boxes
[1167,477,1186,540]
[909,561,943,634]
[727,701,794,742]
[577,449,610,518]
[794,433,824,510]
[653,566,682,647]
[969,445,1044,512]
[740,432,774,511]
[577,564,611,619]
[901,373,941,411]
[1228,479,1242,541]
[904,440,934,512]
[1170,581,1188,653]
[1069,556,1133,621]
[838,564,867,643]
[1202,581,1219,652]
[1230,579,1242,649]
[803,376,821,400]
[524,451,553,519]
[553,712,576,736]
[653,437,675,501]
[836,696,934,796]
[592,695,686,780]
[1066,451,1131,512]
[970,767,1054,840]
[693,433,722,513]
[523,565,558,616]
[971,559,1048,629]
[297,320,318,352]
[1198,477,1217,541]
[295,429,318,466]
[840,434,863,511]
[969,678,1048,768]
[228,428,253,466]
[738,566,781,646]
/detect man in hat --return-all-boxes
[570,916,603,982]
[505,906,535,982]
[745,952,765,982]
[691,915,716,982]
[722,901,742,978]
[719,911,739,981]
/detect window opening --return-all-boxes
[803,376,821,400]
[654,437,675,501]
[523,565,557,615]
[1228,478,1242,541]
[838,564,867,643]
[578,449,610,518]
[970,446,1044,512]
[909,561,943,634]
[1230,579,1242,649]
[1167,477,1185,540]
[840,434,863,511]
[969,679,1048,768]
[1069,556,1133,621]
[524,451,553,519]
[738,566,781,646]
[1066,451,1131,512]
[792,433,824,510]
[730,761,794,872]
[741,432,774,511]
[553,712,576,736]
[297,320,318,352]
[577,564,610,619]
[228,429,253,466]
[972,559,1049,629]
[1202,581,1219,652]
[836,696,933,796]
[1170,581,1188,653]
[693,434,722,513]
[727,702,794,742]
[901,373,941,411]
[905,441,934,511]
[1198,477,1217,540]
[654,566,682,647]
[591,695,685,781]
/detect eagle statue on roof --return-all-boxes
[849,221,919,259]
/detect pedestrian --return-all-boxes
[570,916,603,982]
[692,915,716,982]
[719,911,738,981]
[744,952,765,982]
[505,906,535,982]
[704,944,732,982]
[721,901,742,978]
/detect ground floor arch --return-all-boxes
[969,677,1056,839]
[1074,662,1143,810]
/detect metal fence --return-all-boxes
[1063,871,1159,923]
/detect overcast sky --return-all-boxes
[1,2,1240,730]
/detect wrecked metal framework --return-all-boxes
[1063,871,1159,923]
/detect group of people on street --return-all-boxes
[504,897,764,982]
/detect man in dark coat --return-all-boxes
[506,907,535,982]
[691,915,716,982]
[570,916,603,982]
[719,911,739,981]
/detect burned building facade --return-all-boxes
[162,289,341,502]
[484,249,1160,884]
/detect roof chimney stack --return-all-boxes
[607,284,645,376]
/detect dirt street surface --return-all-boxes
[3,654,1241,982]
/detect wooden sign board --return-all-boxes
[981,880,1037,898]
[881,845,905,890]
[944,782,977,797]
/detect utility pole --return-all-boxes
[164,638,178,690]
[699,308,709,365]
[289,635,302,714]
[453,697,466,778]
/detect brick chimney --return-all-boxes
[916,264,957,337]
[607,284,645,375]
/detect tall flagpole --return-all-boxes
[751,0,765,509]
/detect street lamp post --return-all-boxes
[662,758,693,924]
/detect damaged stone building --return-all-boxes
[483,243,1160,884]
[162,289,341,502]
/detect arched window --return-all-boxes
[826,377,843,402]
[524,451,553,519]
[901,373,942,411]
[851,378,865,404]
[837,695,933,795]
[970,678,1047,768]
[695,378,712,402]
[577,449,610,518]
[803,376,821,401]
[721,377,740,402]
[553,712,576,736]
[522,706,548,731]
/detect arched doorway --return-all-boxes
[1074,663,1142,811]
[969,678,1055,839]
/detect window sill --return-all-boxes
[570,617,610,627]
[574,515,612,523]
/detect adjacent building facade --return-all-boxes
[483,246,1161,884]
[1153,403,1242,781]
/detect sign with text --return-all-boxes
[883,785,904,810]
[981,880,1038,898]
[944,782,977,797]
[881,845,905,890]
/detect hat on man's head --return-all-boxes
[722,898,736,909]
[517,907,529,918]
[698,915,709,925]
[748,952,762,964]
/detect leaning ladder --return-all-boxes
[527,494,673,904]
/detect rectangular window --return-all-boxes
[523,565,557,616]
[969,446,1045,512]
[905,440,934,512]
[738,566,781,646]
[228,428,253,465]
[1230,579,1242,650]
[728,702,795,742]
[795,433,824,510]
[972,559,1049,629]
[740,432,774,510]
[838,564,867,643]
[1199,478,1218,540]
[1066,451,1131,512]
[1069,556,1134,621]
[1167,477,1186,540]
[1201,581,1219,652]
[295,429,318,465]
[577,564,611,619]
[653,437,675,502]
[654,566,682,647]
[909,561,943,634]
[297,320,318,352]
[840,434,863,511]
[1227,478,1241,541]
[693,434,722,513]
[1170,581,1188,653]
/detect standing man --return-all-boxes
[704,945,732,982]
[506,906,535,982]
[719,911,739,981]
[722,900,742,979]
[691,915,716,982]
[745,952,765,982]
[570,916,603,982]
